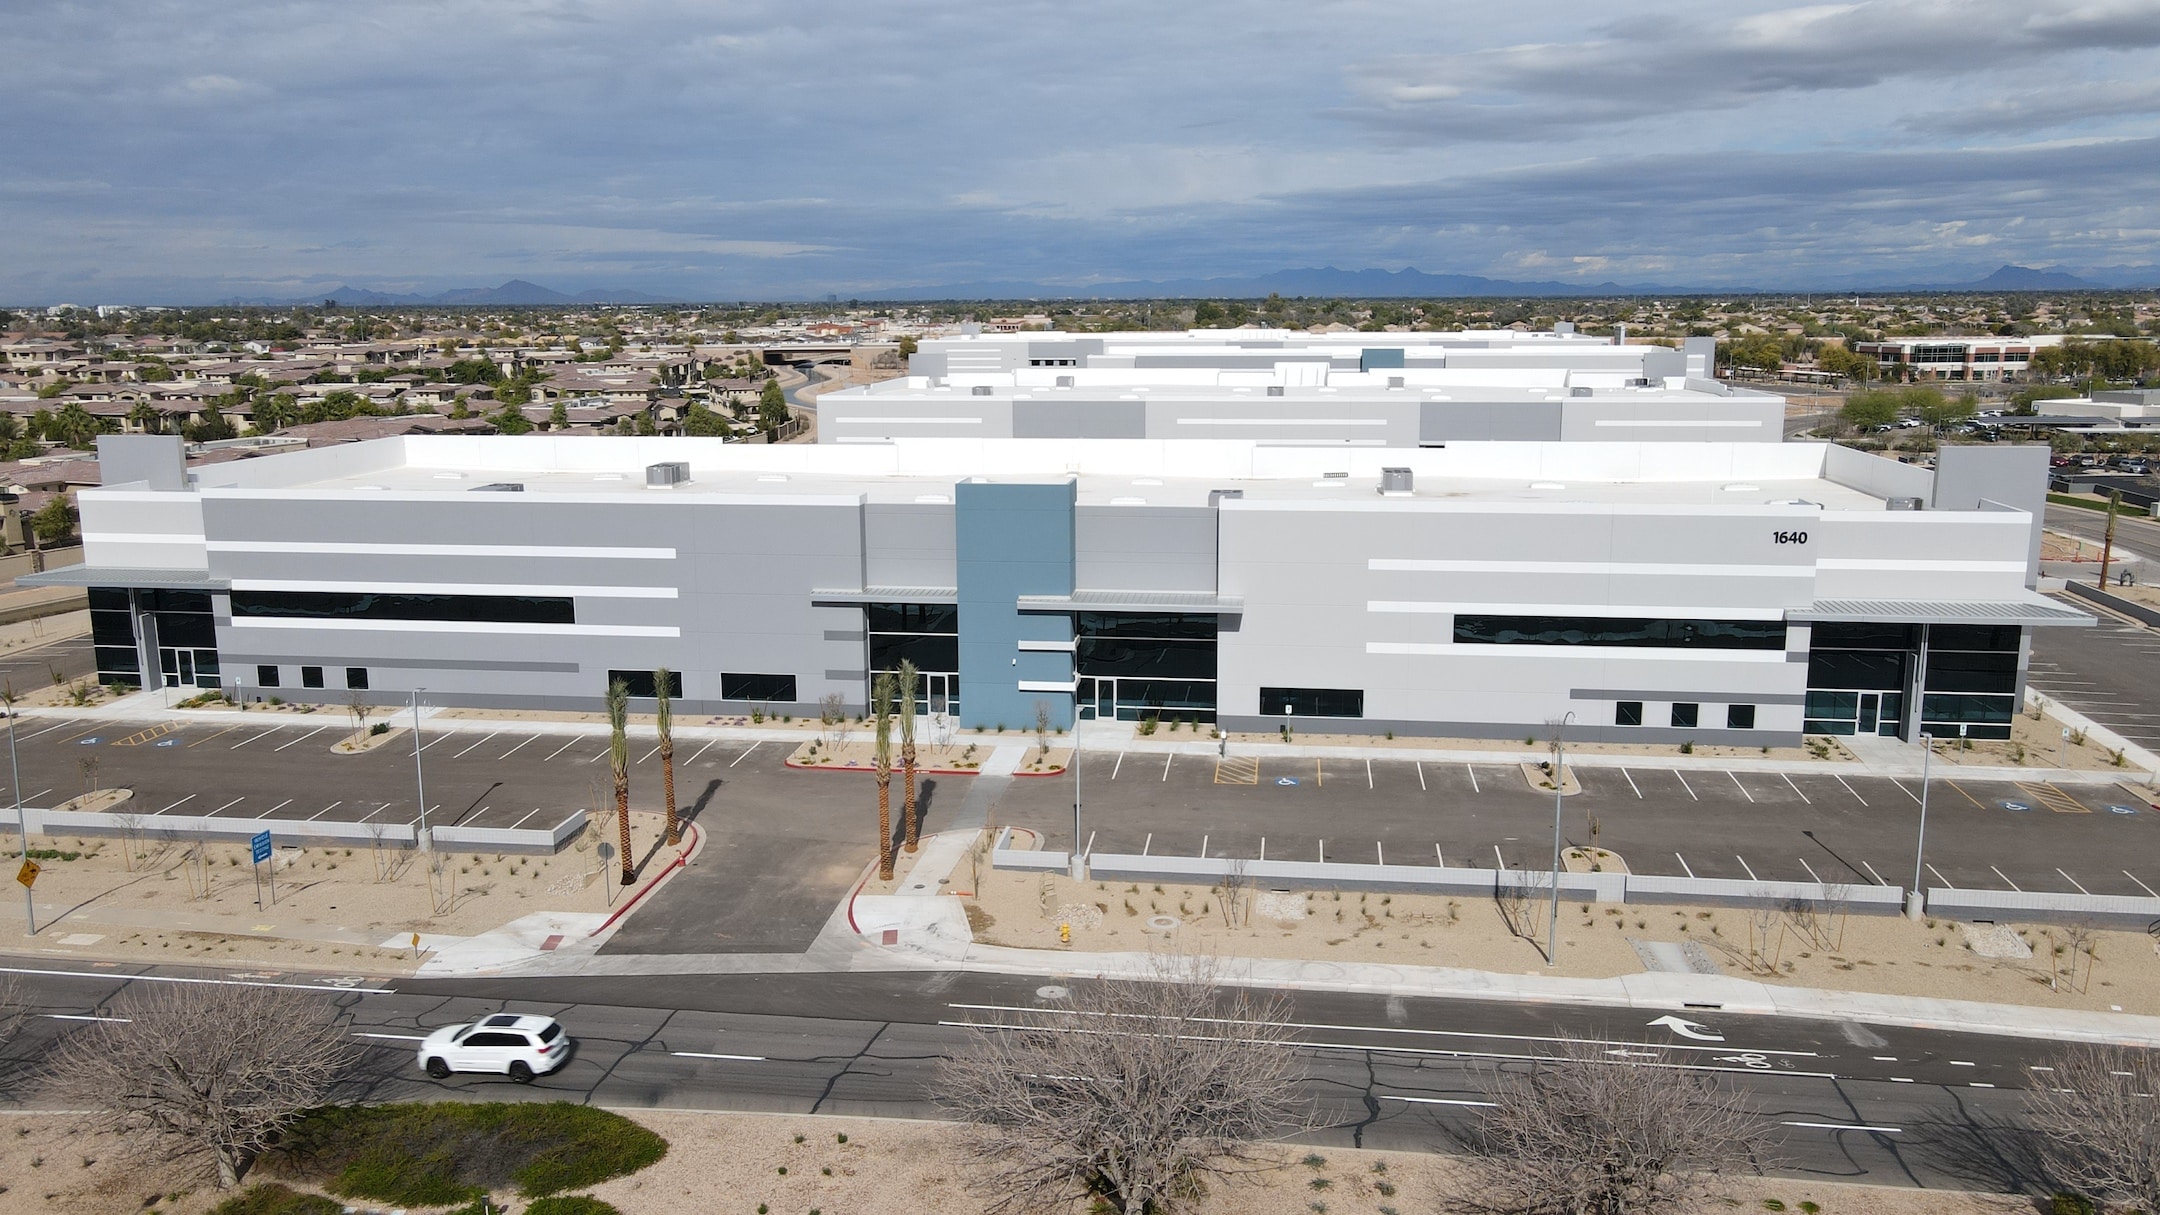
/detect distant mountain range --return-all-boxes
[218,279,682,307]
[859,263,2160,301]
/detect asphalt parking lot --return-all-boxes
[2029,613,2160,751]
[994,750,2160,899]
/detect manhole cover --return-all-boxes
[1035,985,1070,1001]
[1145,915,1181,932]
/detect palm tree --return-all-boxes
[873,670,895,881]
[897,660,920,854]
[606,678,635,886]
[654,668,678,846]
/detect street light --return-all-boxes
[5,686,31,935]
[411,688,430,850]
[1547,711,1575,968]
[1909,731,1933,918]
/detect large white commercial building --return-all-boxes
[36,433,2083,747]
[816,329,1786,446]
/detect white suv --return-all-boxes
[418,1014,571,1083]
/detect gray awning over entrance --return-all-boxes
[15,566,229,592]
[1018,589,1246,614]
[1790,596,2092,627]
[809,586,958,605]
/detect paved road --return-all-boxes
[2030,615,2160,752]
[2046,502,2160,566]
[0,958,2101,1196]
[0,633,95,694]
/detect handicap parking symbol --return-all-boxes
[1999,799,2033,812]
[77,736,101,746]
[154,738,179,748]
[2107,804,2141,815]
[1275,776,1300,787]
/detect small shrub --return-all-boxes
[1679,740,1695,754]
[207,1184,344,1215]
[524,1199,621,1215]
[370,722,389,736]
[2047,1195,2093,1215]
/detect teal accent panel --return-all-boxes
[1360,348,1405,371]
[955,480,1075,730]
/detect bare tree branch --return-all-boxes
[939,952,1309,1215]
[2025,1044,2160,1213]
[44,983,358,1189]
[1448,1034,1772,1215]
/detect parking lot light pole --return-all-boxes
[411,689,430,850]
[1547,711,1574,968]
[1909,731,1933,919]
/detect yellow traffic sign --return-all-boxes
[16,859,39,888]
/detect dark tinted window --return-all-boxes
[1454,615,1785,650]
[257,665,280,687]
[870,633,958,673]
[301,666,324,689]
[538,1023,563,1043]
[345,667,368,690]
[1076,613,1217,640]
[608,670,682,699]
[1929,624,2021,652]
[1671,702,1699,728]
[1924,651,2017,693]
[1811,622,1917,650]
[231,590,574,624]
[1075,636,1216,680]
[1727,704,1756,730]
[721,673,796,702]
[464,1032,522,1048]
[1258,687,1363,718]
[1615,701,1642,726]
[1807,650,1906,689]
[865,602,957,634]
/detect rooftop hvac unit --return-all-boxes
[1056,375,1075,387]
[1266,385,1285,396]
[470,482,525,493]
[1886,496,1923,511]
[1387,376,1405,389]
[1571,386,1593,397]
[971,385,993,396]
[646,461,689,487]
[1209,489,1244,507]
[1379,467,1414,496]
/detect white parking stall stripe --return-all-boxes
[1673,770,1697,801]
[543,737,584,761]
[1729,771,1754,803]
[1861,860,1890,886]
[1834,775,1869,806]
[230,728,281,749]
[498,735,537,760]
[684,738,720,766]
[1784,1121,1901,1134]
[671,1051,767,1061]
[159,794,197,813]
[355,1032,428,1041]
[206,797,246,817]
[1620,768,1642,799]
[453,732,499,758]
[730,742,761,767]
[1782,773,1810,804]
[638,744,661,764]
[307,800,344,821]
[273,726,330,752]
[1383,1096,1497,1108]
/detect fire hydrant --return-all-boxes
[1059,921,1071,944]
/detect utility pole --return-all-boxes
[2098,489,2122,589]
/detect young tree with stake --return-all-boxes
[654,667,678,845]
[873,670,895,880]
[606,678,634,886]
[898,659,920,854]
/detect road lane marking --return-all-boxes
[671,1051,767,1061]
[2125,871,2160,898]
[20,721,84,742]
[1735,855,1759,881]
[1675,853,1696,878]
[2057,869,2091,895]
[1365,759,1373,789]
[266,798,294,815]
[0,964,393,994]
[207,797,246,817]
[510,808,542,828]
[542,737,584,761]
[1861,860,1889,886]
[230,728,281,749]
[1889,778,1922,805]
[1784,1121,1901,1133]
[638,744,661,764]
[1970,1082,1996,1088]
[1163,753,1174,781]
[355,1032,428,1041]
[158,794,196,813]
[358,802,393,823]
[498,735,537,760]
[1382,1095,1496,1107]
[1112,752,1125,779]
[453,732,499,758]
[1990,865,2023,891]
[1621,768,1641,799]
[1466,764,1480,793]
[729,742,760,768]
[1927,863,1951,888]
[308,801,344,821]
[1946,780,1985,809]
[1834,775,1869,806]
[1950,1060,1974,1066]
[1798,858,1822,882]
[273,726,329,752]
[188,725,242,748]
[41,1013,131,1022]
[1782,773,1809,804]
[1673,770,1697,801]
[1729,771,1755,803]
[1415,762,1425,791]
[682,738,718,766]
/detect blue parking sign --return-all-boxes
[250,830,272,864]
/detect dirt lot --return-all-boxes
[969,865,2160,1014]
[10,811,679,974]
[0,1109,2033,1215]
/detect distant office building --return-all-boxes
[36,434,2083,746]
[816,328,1785,445]
[1851,335,2066,382]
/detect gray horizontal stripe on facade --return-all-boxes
[1572,689,1808,706]
[824,669,867,682]
[228,655,581,674]
[823,630,866,642]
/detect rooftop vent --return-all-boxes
[471,482,524,493]
[971,385,993,396]
[646,461,689,488]
[1886,496,1924,511]
[1570,386,1592,397]
[1380,467,1414,496]
[1266,385,1285,397]
[1056,375,1075,388]
[1387,376,1405,389]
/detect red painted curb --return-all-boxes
[587,821,701,938]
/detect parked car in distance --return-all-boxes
[417,1013,571,1082]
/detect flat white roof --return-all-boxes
[183,435,1891,511]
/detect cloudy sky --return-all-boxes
[6,0,2160,302]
